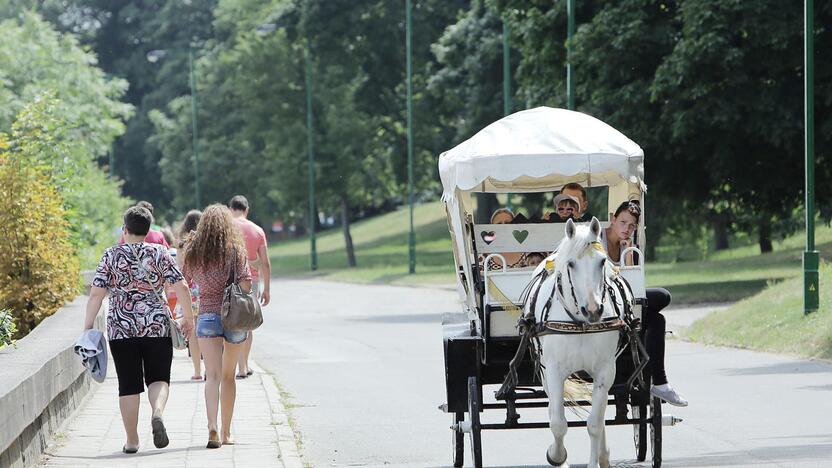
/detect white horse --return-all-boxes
[524,218,621,468]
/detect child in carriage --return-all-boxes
[603,200,688,407]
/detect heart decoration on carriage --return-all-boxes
[438,107,679,468]
[480,231,496,245]
[511,229,529,244]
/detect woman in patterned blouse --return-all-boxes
[84,206,195,454]
[181,204,252,448]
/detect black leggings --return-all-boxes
[644,288,671,386]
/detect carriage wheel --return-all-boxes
[452,411,464,467]
[632,403,647,461]
[468,376,483,468]
[650,396,663,468]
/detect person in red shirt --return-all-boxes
[118,201,170,248]
[228,195,271,379]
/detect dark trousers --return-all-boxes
[644,288,671,386]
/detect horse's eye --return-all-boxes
[599,259,605,268]
[568,261,575,269]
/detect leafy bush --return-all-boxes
[0,309,16,348]
[0,115,79,338]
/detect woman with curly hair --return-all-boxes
[181,204,252,448]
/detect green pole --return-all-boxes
[566,0,575,111]
[804,0,819,313]
[188,48,202,208]
[304,36,318,271]
[406,0,415,274]
[503,19,513,211]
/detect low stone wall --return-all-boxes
[0,296,103,468]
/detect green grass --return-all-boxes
[268,202,456,287]
[647,225,832,304]
[269,201,832,303]
[686,262,832,359]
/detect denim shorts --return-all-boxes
[196,313,247,344]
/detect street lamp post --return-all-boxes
[503,19,513,211]
[566,0,576,111]
[804,0,819,313]
[406,0,416,274]
[256,22,318,271]
[147,47,202,208]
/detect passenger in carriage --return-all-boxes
[548,193,581,222]
[560,182,594,222]
[602,200,689,407]
[488,208,524,269]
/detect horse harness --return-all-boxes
[495,256,645,400]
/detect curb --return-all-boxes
[251,360,305,468]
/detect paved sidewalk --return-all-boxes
[38,350,303,468]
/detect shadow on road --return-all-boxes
[719,359,832,376]
[660,442,832,467]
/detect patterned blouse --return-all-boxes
[183,249,250,315]
[92,243,184,340]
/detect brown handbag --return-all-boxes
[220,248,263,332]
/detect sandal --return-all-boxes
[191,375,204,381]
[151,416,169,448]
[206,429,221,449]
[122,445,138,454]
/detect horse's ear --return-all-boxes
[565,218,576,239]
[590,217,601,237]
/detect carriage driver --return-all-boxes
[602,200,688,407]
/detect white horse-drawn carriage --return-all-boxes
[438,107,676,467]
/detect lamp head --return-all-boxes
[146,49,168,63]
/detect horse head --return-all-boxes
[555,217,608,323]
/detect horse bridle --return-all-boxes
[553,242,607,322]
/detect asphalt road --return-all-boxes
[253,279,832,468]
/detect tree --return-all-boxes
[0,12,132,261]
[651,0,832,252]
[0,102,80,337]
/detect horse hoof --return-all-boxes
[546,446,568,466]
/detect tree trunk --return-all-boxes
[711,215,730,251]
[758,217,773,254]
[341,195,357,267]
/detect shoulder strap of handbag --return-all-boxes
[225,247,237,287]
[128,244,170,315]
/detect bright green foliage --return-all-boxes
[9,95,130,265]
[0,128,80,337]
[0,309,17,348]
[0,11,133,160]
[0,12,132,263]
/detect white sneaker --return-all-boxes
[650,383,688,407]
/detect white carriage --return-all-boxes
[438,107,666,467]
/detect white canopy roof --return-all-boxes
[439,107,645,200]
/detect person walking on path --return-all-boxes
[176,209,204,380]
[118,201,170,248]
[181,204,252,448]
[84,206,195,454]
[228,195,271,379]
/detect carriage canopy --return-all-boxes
[438,107,647,317]
[439,107,645,199]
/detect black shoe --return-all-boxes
[151,417,169,448]
[122,445,138,454]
